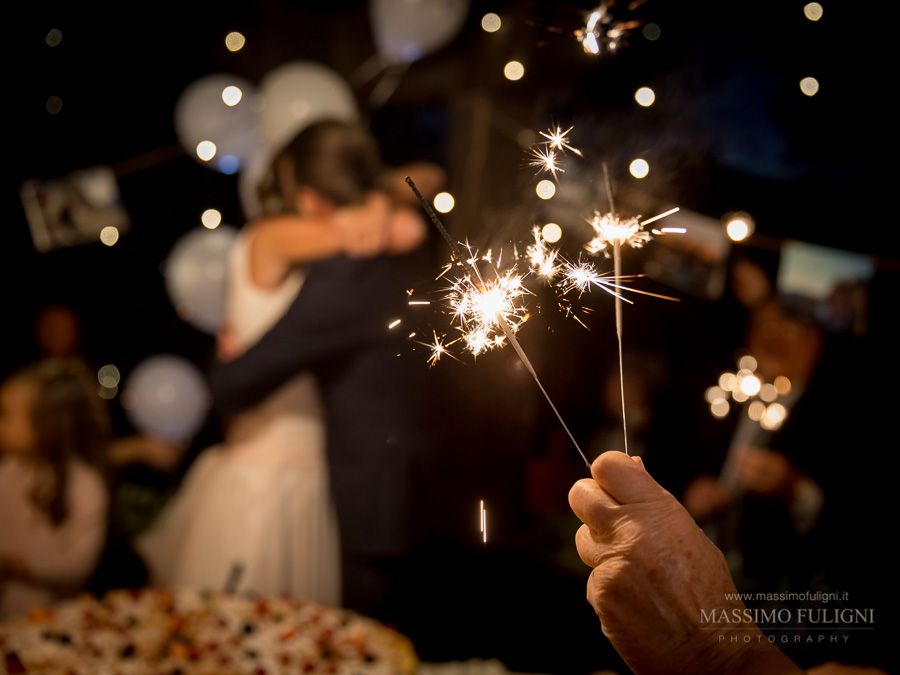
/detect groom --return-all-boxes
[209,221,431,617]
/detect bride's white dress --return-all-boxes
[138,233,341,605]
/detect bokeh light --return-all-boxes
[803,3,823,21]
[642,23,661,41]
[711,400,730,417]
[761,403,788,430]
[504,61,524,81]
[738,355,758,372]
[100,226,119,246]
[760,383,778,402]
[218,156,239,175]
[706,386,727,404]
[201,209,222,229]
[774,375,792,396]
[481,13,501,32]
[196,141,217,161]
[629,159,649,178]
[225,31,245,52]
[45,28,62,47]
[516,128,538,148]
[739,374,761,396]
[541,223,562,243]
[800,77,819,96]
[536,180,556,200]
[635,87,655,107]
[748,400,766,422]
[222,85,243,106]
[434,192,455,213]
[725,212,754,241]
[97,365,121,389]
[46,96,62,115]
[98,386,118,400]
[719,372,738,391]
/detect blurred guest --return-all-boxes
[0,360,110,618]
[32,304,82,360]
[682,297,829,591]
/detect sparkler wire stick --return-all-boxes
[603,164,629,456]
[406,176,591,469]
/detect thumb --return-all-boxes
[591,451,665,505]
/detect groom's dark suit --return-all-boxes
[209,250,427,573]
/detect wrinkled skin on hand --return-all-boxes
[569,451,802,675]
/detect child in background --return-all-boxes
[0,359,110,619]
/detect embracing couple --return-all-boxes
[139,119,442,618]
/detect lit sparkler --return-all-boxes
[585,212,651,254]
[446,266,530,356]
[406,176,592,469]
[580,166,681,455]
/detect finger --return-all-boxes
[575,523,606,568]
[591,450,665,505]
[569,477,620,534]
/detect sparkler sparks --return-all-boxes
[540,125,583,157]
[527,126,582,180]
[405,175,592,469]
[526,226,562,279]
[445,263,531,357]
[528,146,563,180]
[585,212,651,254]
[576,5,643,55]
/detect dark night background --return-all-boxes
[4,1,896,672]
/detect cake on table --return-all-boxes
[0,588,416,674]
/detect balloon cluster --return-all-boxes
[173,0,470,178]
[167,1,469,336]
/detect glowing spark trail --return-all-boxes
[640,207,680,227]
[406,176,591,469]
[526,226,562,279]
[528,126,582,181]
[540,125,583,156]
[528,146,563,180]
[480,500,487,543]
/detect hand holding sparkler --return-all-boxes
[570,451,805,675]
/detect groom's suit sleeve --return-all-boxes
[209,254,407,416]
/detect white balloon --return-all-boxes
[237,151,271,222]
[370,0,470,64]
[174,73,262,174]
[124,354,211,441]
[258,61,359,157]
[164,226,239,335]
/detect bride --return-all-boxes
[138,120,430,604]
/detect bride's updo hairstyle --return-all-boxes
[260,120,382,217]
